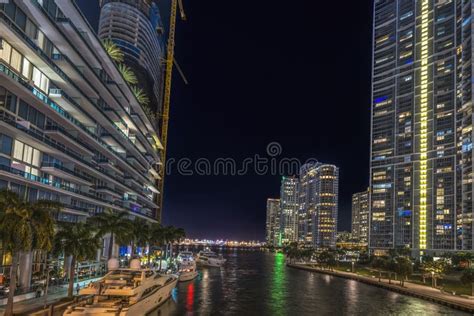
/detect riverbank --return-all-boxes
[288,263,474,313]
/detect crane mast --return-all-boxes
[157,0,185,220]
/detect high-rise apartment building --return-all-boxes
[99,0,166,220]
[279,176,299,244]
[352,188,369,244]
[299,163,339,248]
[370,0,470,255]
[99,0,165,116]
[298,163,317,245]
[266,198,280,246]
[313,164,339,248]
[0,0,162,287]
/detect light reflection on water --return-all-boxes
[148,251,468,316]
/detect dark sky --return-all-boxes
[77,0,373,241]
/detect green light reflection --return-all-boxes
[271,252,286,315]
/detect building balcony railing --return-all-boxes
[0,11,151,170]
[53,8,160,152]
[0,62,153,187]
[44,125,94,156]
[41,162,93,184]
[95,185,123,198]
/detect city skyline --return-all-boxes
[76,0,374,241]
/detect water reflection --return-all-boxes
[149,251,468,316]
[270,252,286,315]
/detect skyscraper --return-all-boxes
[299,163,339,248]
[313,164,339,248]
[298,163,317,245]
[352,188,369,244]
[99,0,166,116]
[370,0,468,256]
[279,176,299,244]
[266,198,280,246]
[99,0,166,220]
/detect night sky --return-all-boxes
[77,0,374,241]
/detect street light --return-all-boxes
[431,271,435,288]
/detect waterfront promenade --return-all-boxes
[0,278,101,316]
[288,263,474,313]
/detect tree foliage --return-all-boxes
[102,39,124,63]
[118,63,138,85]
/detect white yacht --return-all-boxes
[177,251,198,282]
[196,249,226,267]
[63,259,177,316]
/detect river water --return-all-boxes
[150,250,467,315]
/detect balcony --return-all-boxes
[127,156,145,172]
[0,109,95,169]
[125,176,142,190]
[97,159,124,176]
[0,164,113,207]
[44,126,94,157]
[95,186,122,199]
[41,162,93,186]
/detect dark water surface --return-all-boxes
[150,251,467,316]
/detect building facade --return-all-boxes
[312,164,339,248]
[0,0,162,288]
[98,0,165,116]
[299,162,339,248]
[351,188,369,244]
[266,198,280,247]
[279,176,299,244]
[298,163,317,245]
[370,0,470,256]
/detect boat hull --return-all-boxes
[64,278,178,316]
[197,259,225,268]
[179,271,198,282]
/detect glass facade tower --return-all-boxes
[370,0,472,255]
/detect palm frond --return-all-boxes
[131,86,150,106]
[102,39,124,63]
[118,64,138,85]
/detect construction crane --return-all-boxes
[157,0,186,220]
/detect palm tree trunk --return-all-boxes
[471,282,474,297]
[378,271,381,282]
[147,245,151,267]
[108,233,114,260]
[5,252,19,316]
[67,256,76,298]
[130,243,135,259]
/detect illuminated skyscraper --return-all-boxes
[99,0,166,116]
[352,188,369,244]
[266,198,281,247]
[299,163,339,248]
[370,0,470,255]
[279,176,299,244]
[99,0,166,220]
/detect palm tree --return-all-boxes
[102,39,124,63]
[53,222,101,298]
[130,217,150,258]
[87,210,133,260]
[162,226,186,260]
[118,64,138,85]
[131,86,150,106]
[0,190,58,316]
[149,224,166,269]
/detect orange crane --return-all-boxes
[157,0,186,220]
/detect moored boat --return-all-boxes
[196,249,226,267]
[177,251,198,282]
[63,259,177,315]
